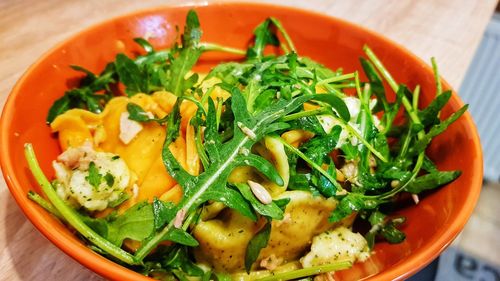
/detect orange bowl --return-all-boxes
[0,3,482,281]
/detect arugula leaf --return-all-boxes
[46,36,173,123]
[47,64,115,123]
[270,18,296,53]
[115,53,148,96]
[405,171,461,194]
[234,183,284,220]
[315,161,338,197]
[301,126,341,164]
[167,52,201,96]
[364,211,384,249]
[373,132,390,160]
[47,96,71,124]
[182,10,202,48]
[162,246,204,277]
[253,89,278,113]
[261,122,291,136]
[247,19,279,59]
[381,221,406,244]
[329,193,376,222]
[127,102,169,125]
[204,99,222,165]
[71,63,116,92]
[299,57,340,83]
[164,228,199,247]
[421,156,439,173]
[340,142,359,160]
[238,154,284,186]
[288,115,326,135]
[107,201,155,246]
[381,84,405,134]
[134,38,154,53]
[298,126,343,197]
[79,214,109,238]
[380,166,412,182]
[411,105,468,155]
[127,103,152,122]
[312,94,350,122]
[357,172,387,192]
[135,49,171,67]
[359,57,387,113]
[70,65,97,80]
[201,186,257,221]
[355,81,389,191]
[153,198,176,231]
[166,10,203,96]
[245,221,272,273]
[365,211,406,248]
[418,90,452,127]
[162,101,193,184]
[273,198,291,212]
[289,173,318,194]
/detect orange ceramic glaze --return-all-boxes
[0,3,483,281]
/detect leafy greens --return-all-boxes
[29,8,467,280]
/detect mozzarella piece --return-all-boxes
[54,147,131,211]
[301,226,370,268]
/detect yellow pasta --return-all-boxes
[51,91,202,214]
[51,109,100,150]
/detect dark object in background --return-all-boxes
[408,258,439,281]
[435,247,500,281]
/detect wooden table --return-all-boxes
[0,0,497,280]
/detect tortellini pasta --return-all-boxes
[193,191,343,273]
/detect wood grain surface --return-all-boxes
[0,0,497,280]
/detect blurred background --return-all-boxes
[411,2,500,281]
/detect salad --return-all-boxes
[25,10,467,280]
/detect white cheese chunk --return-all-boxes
[54,146,131,211]
[301,226,370,268]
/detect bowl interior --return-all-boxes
[0,3,482,281]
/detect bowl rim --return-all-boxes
[0,2,483,281]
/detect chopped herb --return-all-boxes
[85,162,102,189]
[104,173,115,187]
